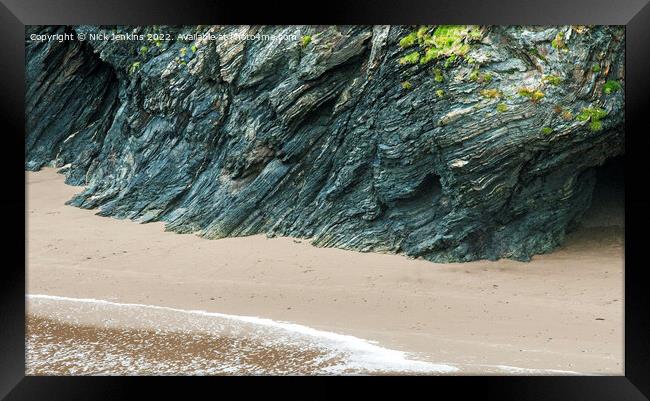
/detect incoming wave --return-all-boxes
[26,294,458,375]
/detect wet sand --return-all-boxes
[26,294,459,375]
[26,168,624,375]
[27,315,341,375]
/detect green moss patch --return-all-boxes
[542,74,562,86]
[480,89,502,99]
[551,31,567,51]
[398,25,483,67]
[128,61,141,75]
[301,35,312,48]
[576,106,608,132]
[470,69,492,83]
[518,87,545,102]
[399,31,417,49]
[432,68,444,83]
[399,51,420,65]
[602,80,621,94]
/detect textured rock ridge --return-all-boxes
[25,25,625,262]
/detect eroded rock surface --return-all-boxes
[25,25,625,262]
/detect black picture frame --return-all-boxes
[1,0,649,399]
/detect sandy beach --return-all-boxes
[26,168,624,375]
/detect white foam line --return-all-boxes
[482,365,585,375]
[27,294,457,374]
[27,294,585,375]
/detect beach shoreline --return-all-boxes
[26,168,624,374]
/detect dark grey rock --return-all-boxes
[25,25,625,262]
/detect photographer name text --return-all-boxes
[29,31,297,43]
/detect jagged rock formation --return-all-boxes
[25,25,625,262]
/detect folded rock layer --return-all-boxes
[25,25,625,262]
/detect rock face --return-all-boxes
[25,25,625,262]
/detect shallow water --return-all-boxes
[27,315,348,375]
[26,294,458,375]
[26,294,585,375]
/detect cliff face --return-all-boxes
[25,25,625,262]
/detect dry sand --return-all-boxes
[26,168,624,374]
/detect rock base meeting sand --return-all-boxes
[26,168,624,374]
